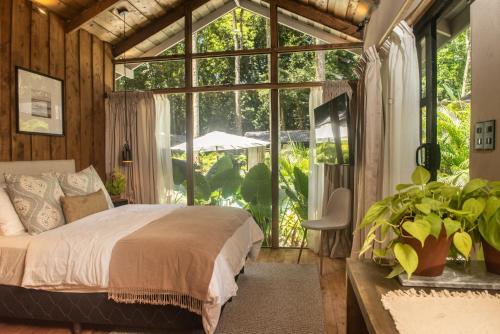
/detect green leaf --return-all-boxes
[425,213,443,238]
[463,179,488,195]
[396,183,414,192]
[241,163,272,206]
[422,197,443,211]
[479,210,500,252]
[462,198,486,222]
[393,243,419,279]
[402,219,431,247]
[453,232,473,259]
[360,202,388,228]
[484,197,500,221]
[411,166,431,185]
[443,218,461,238]
[386,264,405,279]
[373,248,387,258]
[415,203,431,215]
[359,234,376,257]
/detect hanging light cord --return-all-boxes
[122,10,129,146]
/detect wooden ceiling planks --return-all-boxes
[37,0,370,59]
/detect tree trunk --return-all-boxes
[461,28,471,99]
[315,38,326,82]
[232,10,243,135]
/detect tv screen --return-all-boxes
[314,93,351,165]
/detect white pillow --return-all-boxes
[0,188,27,236]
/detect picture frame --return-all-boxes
[16,66,64,136]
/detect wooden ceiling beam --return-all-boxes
[263,0,362,40]
[112,0,210,57]
[65,0,121,33]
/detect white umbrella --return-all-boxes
[172,131,269,152]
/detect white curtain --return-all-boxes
[351,46,385,258]
[154,94,175,204]
[382,21,420,197]
[306,87,324,252]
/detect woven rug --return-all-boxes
[382,289,500,334]
[111,263,325,334]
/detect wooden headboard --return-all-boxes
[0,160,75,186]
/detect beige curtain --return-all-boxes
[105,92,159,204]
[351,46,385,259]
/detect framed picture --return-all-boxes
[16,66,64,136]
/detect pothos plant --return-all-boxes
[358,166,480,278]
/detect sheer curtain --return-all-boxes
[154,94,175,204]
[382,21,420,197]
[351,46,385,258]
[306,87,324,253]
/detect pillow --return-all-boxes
[57,166,114,208]
[60,189,109,223]
[4,174,66,235]
[0,188,26,236]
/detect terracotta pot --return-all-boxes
[111,194,122,201]
[402,227,451,277]
[482,239,500,275]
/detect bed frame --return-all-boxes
[0,160,239,333]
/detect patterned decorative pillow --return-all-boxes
[4,174,66,235]
[57,166,114,208]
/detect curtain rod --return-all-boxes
[376,0,416,50]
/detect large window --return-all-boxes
[114,2,361,247]
[416,0,471,184]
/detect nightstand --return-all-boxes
[112,198,129,207]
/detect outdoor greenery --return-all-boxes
[116,8,359,246]
[436,27,471,184]
[105,168,127,197]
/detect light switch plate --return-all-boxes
[483,120,496,150]
[475,122,484,150]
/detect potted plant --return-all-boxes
[359,166,474,279]
[105,168,127,200]
[469,180,500,274]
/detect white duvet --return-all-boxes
[22,204,264,333]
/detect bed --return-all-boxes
[0,160,263,334]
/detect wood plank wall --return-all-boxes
[0,0,113,178]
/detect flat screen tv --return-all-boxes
[313,93,352,165]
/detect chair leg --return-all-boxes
[319,230,324,276]
[297,228,308,264]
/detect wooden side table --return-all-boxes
[112,198,129,207]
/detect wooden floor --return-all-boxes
[0,249,347,334]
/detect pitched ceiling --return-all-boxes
[32,0,374,59]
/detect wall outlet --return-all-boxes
[475,122,484,150]
[475,120,496,151]
[484,120,496,150]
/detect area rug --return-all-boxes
[382,289,500,334]
[111,263,325,334]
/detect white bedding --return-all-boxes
[21,204,264,333]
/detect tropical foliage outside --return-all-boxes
[116,8,359,247]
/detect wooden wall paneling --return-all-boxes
[30,7,51,161]
[0,0,12,161]
[49,13,67,160]
[92,35,105,178]
[104,43,114,94]
[79,29,93,171]
[11,0,32,161]
[65,31,81,169]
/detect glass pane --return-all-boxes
[279,50,360,83]
[189,90,272,246]
[420,105,427,144]
[168,94,188,204]
[195,55,269,86]
[279,88,310,247]
[418,37,426,99]
[193,6,269,53]
[115,60,185,91]
[436,26,471,185]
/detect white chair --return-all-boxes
[297,187,352,275]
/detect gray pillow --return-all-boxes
[4,174,66,235]
[57,166,114,208]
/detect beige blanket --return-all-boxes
[108,206,251,314]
